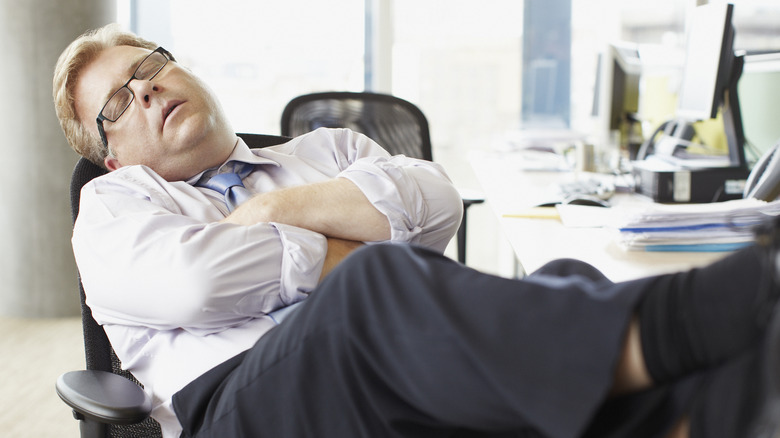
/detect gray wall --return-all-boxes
[0,0,116,317]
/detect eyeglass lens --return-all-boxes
[101,51,168,122]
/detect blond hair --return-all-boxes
[53,24,157,167]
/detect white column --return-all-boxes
[0,0,115,317]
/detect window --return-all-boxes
[123,0,365,135]
[391,0,523,155]
[122,0,780,274]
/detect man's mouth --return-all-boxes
[162,101,184,126]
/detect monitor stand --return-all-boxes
[722,52,748,169]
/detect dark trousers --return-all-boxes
[172,244,666,438]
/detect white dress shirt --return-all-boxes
[71,127,463,437]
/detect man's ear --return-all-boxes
[104,155,122,171]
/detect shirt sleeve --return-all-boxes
[295,128,463,253]
[72,166,327,334]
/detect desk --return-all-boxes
[471,150,729,282]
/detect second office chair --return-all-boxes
[281,91,483,264]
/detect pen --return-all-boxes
[502,207,561,220]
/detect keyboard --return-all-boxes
[558,178,615,200]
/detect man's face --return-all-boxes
[74,45,236,181]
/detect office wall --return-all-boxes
[0,0,115,317]
[740,57,780,157]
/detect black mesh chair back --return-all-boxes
[67,133,290,437]
[281,91,433,161]
[281,92,483,264]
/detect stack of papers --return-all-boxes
[613,198,780,252]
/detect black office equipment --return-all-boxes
[632,161,749,203]
[633,3,750,203]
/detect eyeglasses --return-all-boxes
[96,47,175,149]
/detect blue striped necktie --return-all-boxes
[197,163,254,212]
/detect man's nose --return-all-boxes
[127,79,158,108]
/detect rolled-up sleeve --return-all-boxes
[340,156,462,252]
[324,128,463,253]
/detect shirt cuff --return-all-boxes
[271,222,328,304]
[338,158,425,243]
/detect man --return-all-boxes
[54,24,779,438]
[55,22,462,434]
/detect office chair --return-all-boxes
[56,134,291,438]
[280,91,484,265]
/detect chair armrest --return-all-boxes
[459,189,485,207]
[56,370,152,425]
[462,197,485,207]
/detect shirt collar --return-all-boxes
[187,137,281,185]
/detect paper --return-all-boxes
[612,198,780,252]
[556,204,615,227]
[558,198,780,252]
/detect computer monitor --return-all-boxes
[673,2,746,168]
[676,4,736,121]
[592,42,642,157]
[631,3,752,203]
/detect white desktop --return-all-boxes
[472,3,780,282]
[470,149,730,282]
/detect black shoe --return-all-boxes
[749,303,780,438]
[686,303,780,438]
[685,218,780,437]
[753,216,780,323]
[749,216,780,437]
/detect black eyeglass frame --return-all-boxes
[96,46,176,150]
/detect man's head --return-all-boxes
[53,24,236,180]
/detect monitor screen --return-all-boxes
[591,42,642,153]
[608,43,642,131]
[676,3,735,121]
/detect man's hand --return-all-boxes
[220,178,391,242]
[319,238,364,282]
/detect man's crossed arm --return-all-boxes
[220,177,389,281]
